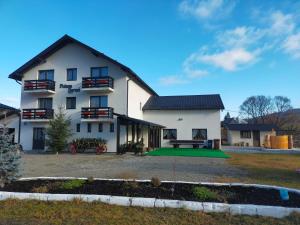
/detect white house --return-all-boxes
[8,35,224,152]
[0,103,20,144]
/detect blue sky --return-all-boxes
[0,0,299,117]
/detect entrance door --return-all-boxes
[33,128,45,150]
[253,130,260,147]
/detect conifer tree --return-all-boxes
[46,107,72,153]
[0,127,21,187]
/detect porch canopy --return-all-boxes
[113,113,164,153]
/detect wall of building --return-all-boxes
[144,109,221,147]
[0,114,19,144]
[20,43,129,151]
[127,79,152,120]
[227,130,275,147]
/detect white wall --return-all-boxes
[127,79,152,120]
[20,43,128,151]
[144,109,221,147]
[0,114,20,144]
[227,130,275,147]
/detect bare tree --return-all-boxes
[239,95,273,123]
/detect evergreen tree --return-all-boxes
[0,127,21,187]
[46,107,72,153]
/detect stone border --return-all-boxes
[0,177,299,218]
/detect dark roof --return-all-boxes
[142,94,225,110]
[0,103,18,111]
[114,113,165,128]
[225,124,278,131]
[8,34,158,96]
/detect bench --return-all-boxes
[169,140,206,148]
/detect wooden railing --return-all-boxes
[82,76,114,89]
[24,80,55,91]
[81,107,113,119]
[22,108,54,120]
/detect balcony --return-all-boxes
[81,107,113,122]
[81,76,114,92]
[22,108,54,121]
[24,80,55,94]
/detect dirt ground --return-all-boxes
[20,152,246,182]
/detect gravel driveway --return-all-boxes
[20,153,245,182]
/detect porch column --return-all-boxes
[116,117,121,154]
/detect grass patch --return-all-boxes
[0,199,299,225]
[192,187,220,201]
[146,148,230,158]
[60,179,86,190]
[218,153,300,189]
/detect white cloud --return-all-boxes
[159,75,189,86]
[179,0,235,21]
[216,26,265,48]
[197,48,258,71]
[269,11,295,35]
[282,32,300,58]
[0,96,20,108]
[183,54,209,78]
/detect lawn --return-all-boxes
[146,148,230,158]
[0,199,299,225]
[216,153,300,189]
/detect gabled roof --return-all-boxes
[8,34,158,96]
[143,94,225,110]
[225,123,278,131]
[0,103,18,111]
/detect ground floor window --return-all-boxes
[76,124,80,132]
[110,123,114,132]
[87,123,91,133]
[240,130,251,138]
[163,129,177,140]
[192,129,207,140]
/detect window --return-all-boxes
[90,96,108,108]
[38,98,53,109]
[240,131,251,138]
[38,70,54,80]
[110,123,114,132]
[91,67,108,77]
[66,97,76,109]
[98,123,103,132]
[192,129,207,140]
[87,123,91,133]
[67,68,77,81]
[76,124,80,132]
[163,129,177,140]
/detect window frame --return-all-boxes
[90,96,108,108]
[163,129,177,140]
[98,123,103,132]
[110,123,114,133]
[38,98,53,109]
[38,70,54,81]
[67,68,77,81]
[240,130,252,139]
[90,67,108,77]
[192,129,208,140]
[76,124,80,133]
[66,97,76,110]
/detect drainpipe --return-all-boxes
[126,78,131,116]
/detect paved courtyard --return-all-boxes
[20,152,245,182]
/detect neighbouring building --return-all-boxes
[0,103,20,144]
[224,124,277,147]
[8,35,224,152]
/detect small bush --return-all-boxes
[31,186,49,193]
[192,186,220,201]
[60,179,86,190]
[151,177,161,187]
[123,181,139,190]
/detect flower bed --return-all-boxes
[1,178,300,208]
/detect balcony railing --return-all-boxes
[81,107,113,119]
[82,76,114,89]
[22,108,54,120]
[24,80,55,92]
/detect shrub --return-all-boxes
[46,107,72,153]
[71,138,107,153]
[60,179,86,190]
[192,186,220,201]
[0,127,21,187]
[151,177,161,187]
[123,181,139,190]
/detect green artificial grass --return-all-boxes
[146,148,230,158]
